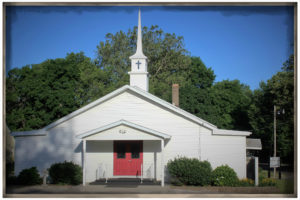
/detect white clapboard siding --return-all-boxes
[85,141,113,182]
[200,132,246,178]
[14,90,247,180]
[14,132,78,176]
[53,91,202,168]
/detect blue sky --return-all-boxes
[6,6,294,90]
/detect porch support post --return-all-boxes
[83,139,86,186]
[161,139,165,187]
[255,157,259,186]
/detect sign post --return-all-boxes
[270,157,280,174]
[273,106,276,178]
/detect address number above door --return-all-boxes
[119,129,126,134]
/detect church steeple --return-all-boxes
[129,8,149,92]
[130,8,147,59]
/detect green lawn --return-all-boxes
[259,169,294,194]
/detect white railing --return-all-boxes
[141,163,143,183]
[96,162,154,183]
[96,163,108,183]
[146,163,154,180]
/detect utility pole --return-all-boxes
[273,105,276,178]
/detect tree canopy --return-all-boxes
[96,25,191,102]
[6,52,110,131]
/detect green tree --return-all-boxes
[96,25,191,102]
[180,58,252,130]
[7,25,256,136]
[7,26,192,131]
[180,56,216,122]
[209,80,252,130]
[6,52,109,131]
[248,55,294,163]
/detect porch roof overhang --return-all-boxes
[246,138,262,150]
[11,129,47,137]
[213,129,252,136]
[76,120,171,140]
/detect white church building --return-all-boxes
[11,10,252,187]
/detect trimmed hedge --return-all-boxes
[167,157,212,186]
[211,165,239,186]
[49,161,82,185]
[17,167,43,185]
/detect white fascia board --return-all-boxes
[246,147,262,150]
[76,119,171,140]
[11,129,47,137]
[213,129,252,136]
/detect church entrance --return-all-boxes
[113,141,143,176]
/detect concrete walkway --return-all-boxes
[6,183,285,197]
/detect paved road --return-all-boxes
[5,184,285,197]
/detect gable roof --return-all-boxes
[11,84,251,137]
[76,119,171,140]
[43,85,217,131]
[11,129,47,137]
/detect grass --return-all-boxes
[259,169,294,194]
[276,178,294,194]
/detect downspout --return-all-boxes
[198,126,201,161]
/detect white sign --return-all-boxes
[270,157,280,168]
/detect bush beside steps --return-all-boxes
[49,161,82,185]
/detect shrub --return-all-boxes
[6,162,17,185]
[259,178,276,187]
[211,165,238,186]
[167,157,212,186]
[238,178,254,187]
[6,162,14,177]
[17,167,43,185]
[49,161,82,185]
[170,177,183,186]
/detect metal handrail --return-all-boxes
[141,163,143,183]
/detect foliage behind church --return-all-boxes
[6,26,294,164]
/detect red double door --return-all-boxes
[113,141,143,176]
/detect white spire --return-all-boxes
[128,8,149,92]
[130,8,147,59]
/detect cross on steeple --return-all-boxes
[136,60,141,69]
